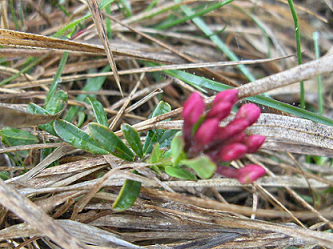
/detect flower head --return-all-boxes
[181,90,266,183]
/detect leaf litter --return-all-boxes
[0,0,333,248]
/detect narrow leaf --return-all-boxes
[121,124,143,158]
[170,133,186,166]
[181,155,217,179]
[165,166,197,180]
[45,52,69,107]
[143,101,171,154]
[87,97,108,127]
[88,123,135,161]
[150,143,160,164]
[112,179,141,212]
[54,120,108,155]
[0,128,39,146]
[0,128,39,156]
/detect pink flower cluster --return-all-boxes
[182,89,266,183]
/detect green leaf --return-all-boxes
[0,128,39,146]
[158,129,179,148]
[27,103,57,136]
[77,112,86,128]
[150,143,160,164]
[181,155,217,179]
[54,120,108,155]
[170,133,186,166]
[112,178,141,212]
[87,97,108,127]
[143,101,171,154]
[45,90,68,115]
[88,123,135,161]
[165,166,197,180]
[0,128,39,156]
[121,124,143,159]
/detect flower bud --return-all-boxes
[237,164,266,183]
[217,119,249,141]
[206,102,232,121]
[194,118,220,146]
[182,92,205,126]
[235,103,261,125]
[243,135,265,153]
[216,166,238,178]
[220,143,247,162]
[214,89,238,106]
[182,92,205,146]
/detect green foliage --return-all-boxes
[88,123,135,161]
[27,104,57,136]
[150,143,160,164]
[44,52,69,107]
[165,166,197,180]
[112,177,141,212]
[121,124,144,159]
[0,128,39,156]
[143,101,171,154]
[87,97,108,127]
[54,120,108,155]
[170,132,186,166]
[181,155,217,179]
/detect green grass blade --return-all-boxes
[313,31,323,115]
[174,0,256,82]
[0,54,49,87]
[45,52,69,108]
[288,0,305,109]
[53,0,115,37]
[158,0,234,30]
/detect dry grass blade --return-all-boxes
[87,0,123,96]
[238,54,333,98]
[0,102,66,129]
[0,28,104,54]
[0,179,89,249]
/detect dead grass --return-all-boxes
[1,0,333,248]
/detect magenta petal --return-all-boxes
[195,118,220,145]
[214,89,238,106]
[235,103,261,125]
[237,164,266,183]
[206,102,232,121]
[182,92,205,126]
[220,143,247,162]
[244,135,265,153]
[218,119,249,141]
